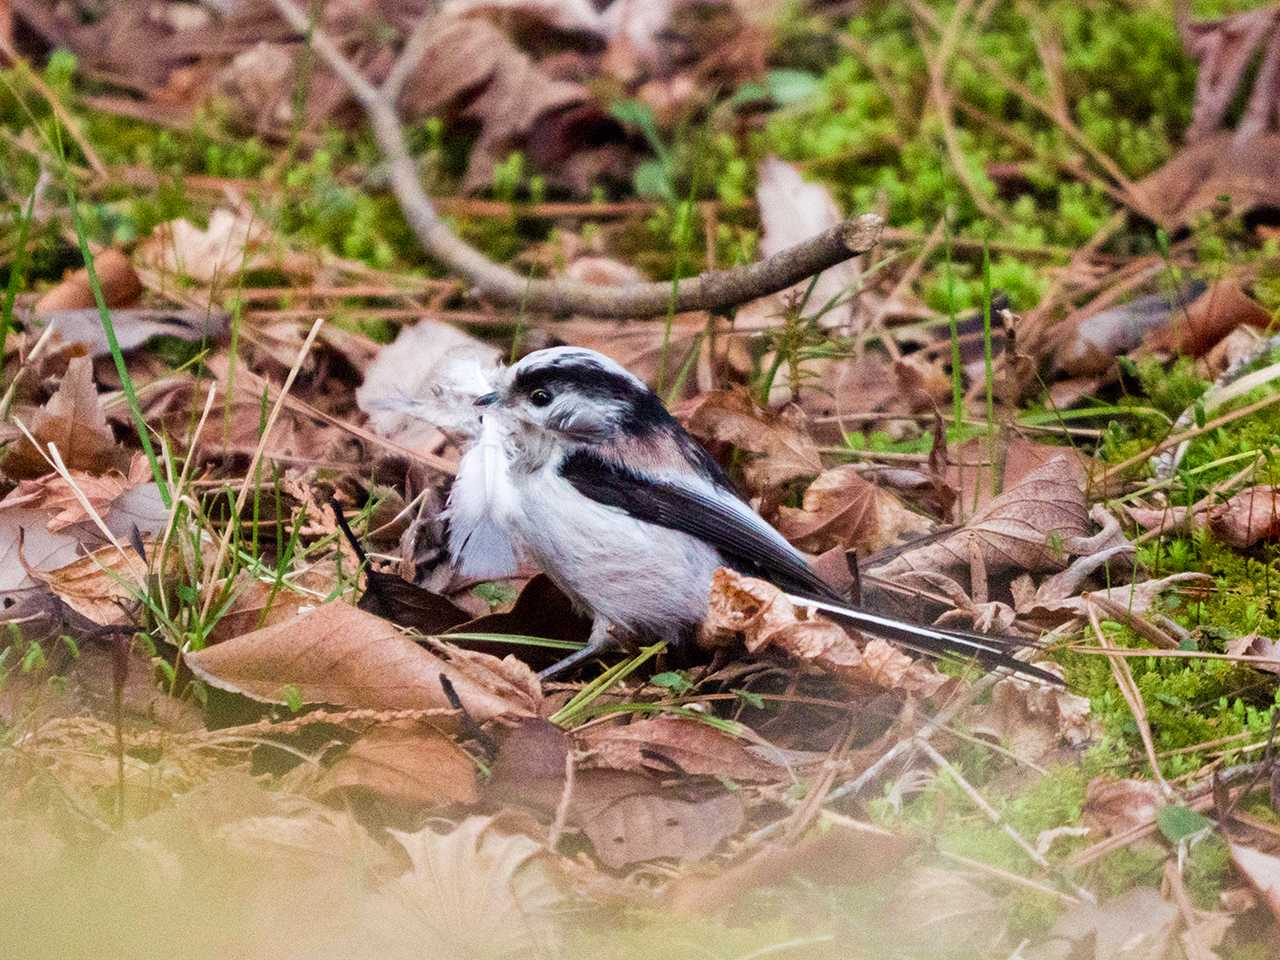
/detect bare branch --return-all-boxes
[267,0,883,319]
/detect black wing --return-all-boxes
[559,449,846,604]
[560,449,1062,685]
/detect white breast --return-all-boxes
[510,463,722,637]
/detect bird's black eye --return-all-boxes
[529,388,553,408]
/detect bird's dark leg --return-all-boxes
[537,617,619,681]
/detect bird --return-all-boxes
[445,345,1056,683]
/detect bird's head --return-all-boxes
[476,347,672,446]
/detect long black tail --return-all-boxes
[789,594,1063,686]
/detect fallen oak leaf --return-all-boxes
[700,568,949,696]
[184,601,532,727]
[1208,484,1280,547]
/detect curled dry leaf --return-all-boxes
[319,720,479,808]
[665,812,916,913]
[1150,280,1271,356]
[1083,777,1163,837]
[578,714,787,782]
[0,508,83,596]
[701,568,949,696]
[184,601,532,727]
[1020,571,1212,624]
[969,668,1094,764]
[679,389,821,496]
[1208,485,1280,548]
[1225,633,1280,674]
[775,465,932,555]
[3,356,128,478]
[34,542,151,626]
[871,456,1090,581]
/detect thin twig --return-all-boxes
[265,0,883,318]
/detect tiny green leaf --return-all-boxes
[1156,804,1213,843]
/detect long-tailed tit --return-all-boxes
[447,346,1053,682]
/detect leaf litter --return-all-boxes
[5,1,1280,956]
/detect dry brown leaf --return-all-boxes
[1021,571,1213,624]
[33,249,141,314]
[4,356,128,478]
[397,15,623,194]
[1208,484,1280,547]
[1027,886,1177,960]
[34,542,150,626]
[184,601,532,726]
[1154,280,1272,356]
[319,720,479,807]
[665,812,916,913]
[701,568,948,696]
[1053,285,1201,376]
[0,508,83,596]
[871,456,1090,581]
[969,668,1094,764]
[1182,6,1280,141]
[1225,633,1280,674]
[578,714,786,781]
[1083,777,1163,837]
[776,465,931,555]
[1137,132,1280,228]
[679,389,821,495]
[1229,842,1280,922]
[947,432,1096,515]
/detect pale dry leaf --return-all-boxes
[680,389,821,495]
[1208,484,1280,547]
[136,207,274,285]
[701,568,949,696]
[4,356,127,478]
[184,601,531,726]
[33,542,150,626]
[871,456,1090,581]
[578,714,786,781]
[1225,632,1280,674]
[1027,886,1177,960]
[580,785,744,870]
[890,867,1006,956]
[738,156,860,329]
[32,307,229,358]
[1083,777,1163,837]
[319,720,479,807]
[1020,571,1213,623]
[1229,842,1280,922]
[0,508,85,594]
[431,642,544,716]
[969,667,1094,764]
[776,465,931,555]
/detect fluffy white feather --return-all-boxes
[446,414,523,578]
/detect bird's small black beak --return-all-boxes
[474,392,498,407]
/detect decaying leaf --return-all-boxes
[1083,777,1163,837]
[680,389,821,495]
[184,601,532,726]
[1026,886,1177,960]
[701,568,949,696]
[320,720,479,808]
[776,465,931,555]
[31,308,230,358]
[1208,484,1280,547]
[969,668,1094,764]
[872,456,1091,581]
[1225,632,1280,674]
[1136,132,1280,228]
[3,356,128,478]
[579,714,787,781]
[1151,280,1271,356]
